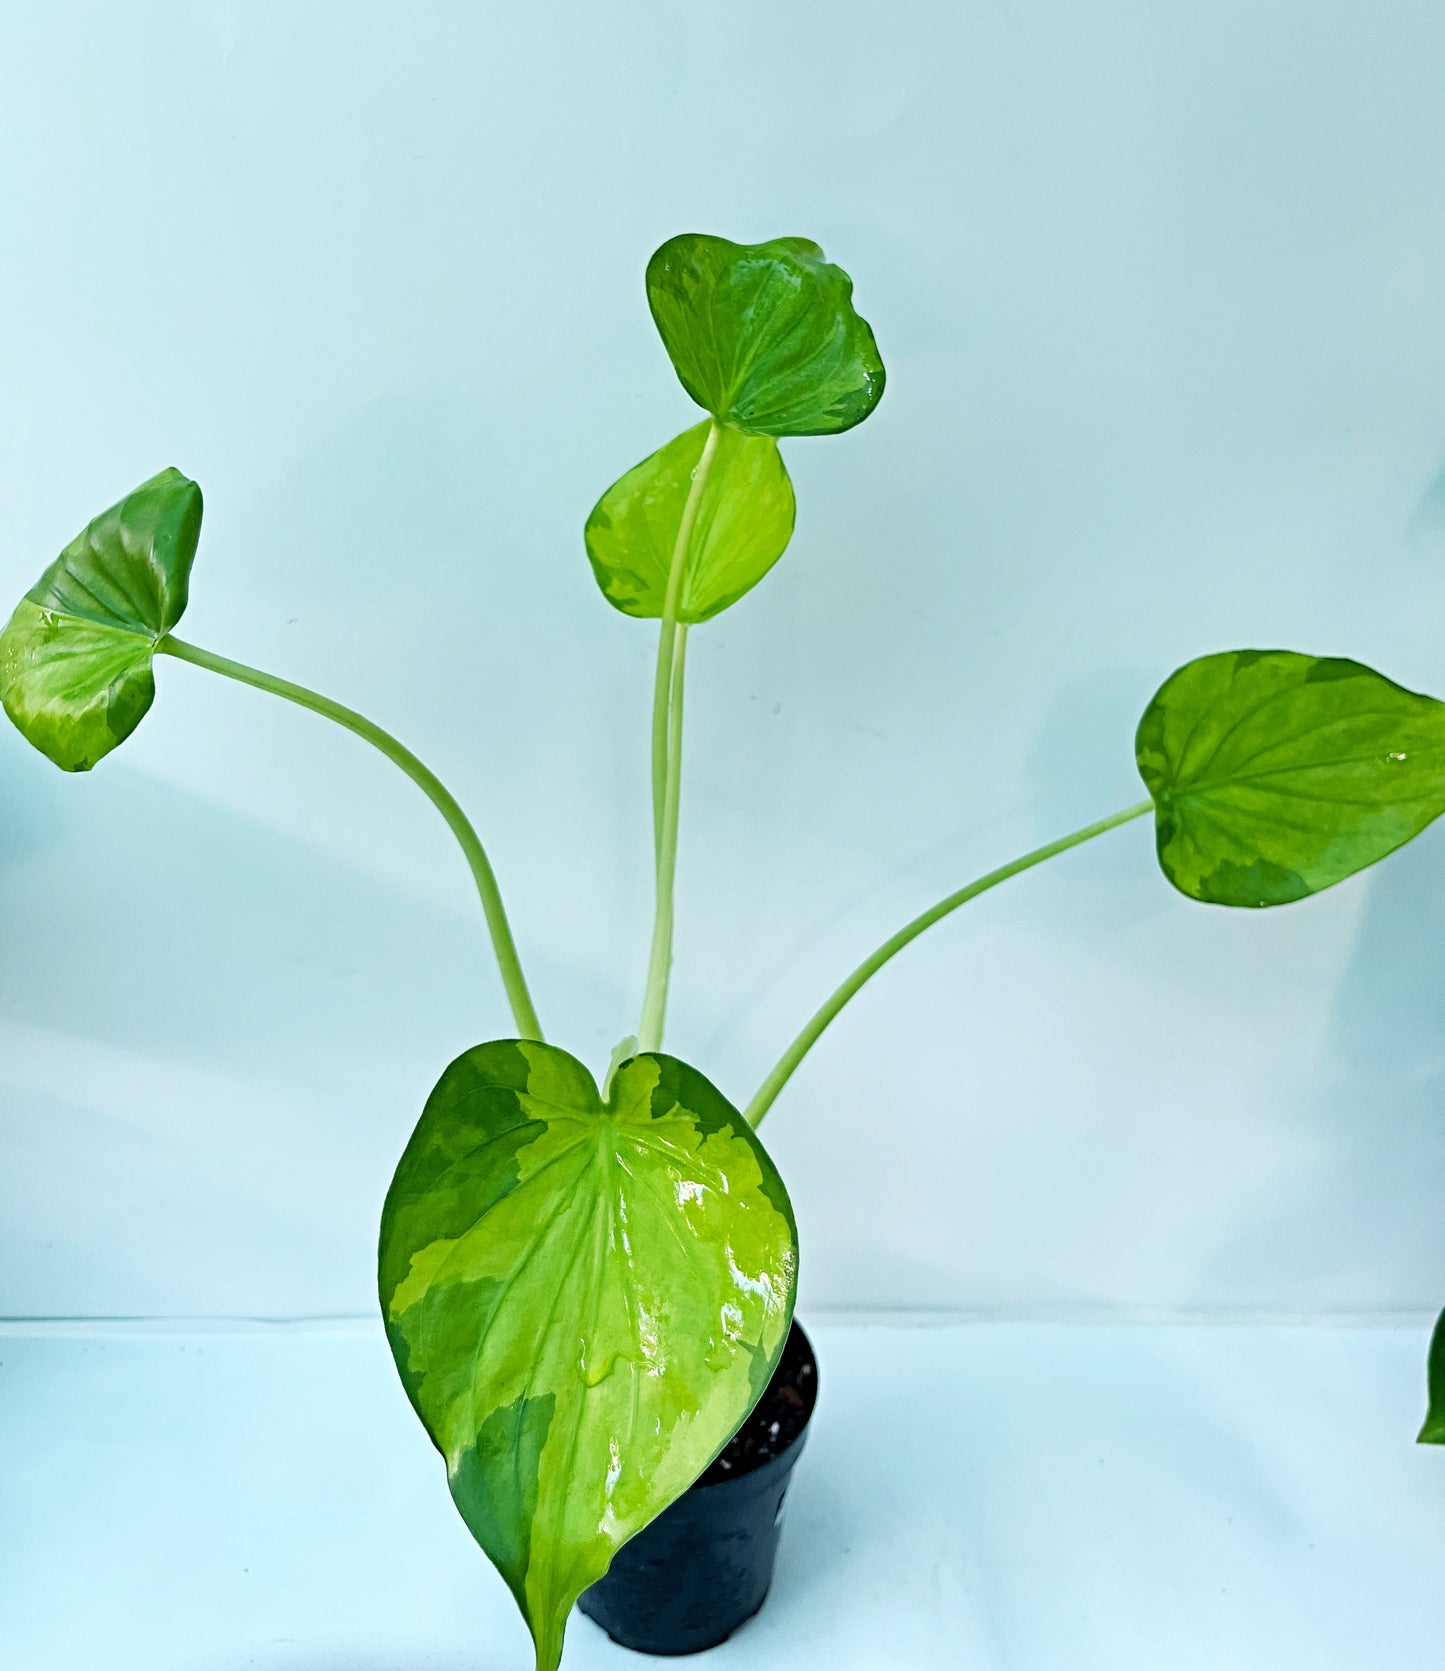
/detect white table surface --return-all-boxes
[4,1318,1442,1671]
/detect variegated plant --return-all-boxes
[4,231,1445,1670]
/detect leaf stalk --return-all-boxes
[638,420,721,1051]
[744,799,1154,1126]
[156,634,544,1041]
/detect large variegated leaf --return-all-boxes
[0,468,201,770]
[647,233,885,437]
[379,1040,798,1671]
[1136,649,1445,906]
[584,420,795,620]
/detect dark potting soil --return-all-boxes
[693,1323,817,1488]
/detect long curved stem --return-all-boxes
[157,633,543,1041]
[744,799,1153,1126]
[638,420,721,1052]
[638,627,688,1051]
[650,624,676,866]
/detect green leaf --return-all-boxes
[0,468,202,770]
[1135,649,1445,906]
[647,233,885,437]
[585,421,796,621]
[1421,1310,1445,1444]
[378,1039,798,1671]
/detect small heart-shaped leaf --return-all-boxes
[585,420,796,621]
[379,1040,798,1671]
[1421,1309,1445,1444]
[1136,649,1445,906]
[0,468,202,770]
[647,233,885,437]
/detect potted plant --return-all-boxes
[5,232,1445,1671]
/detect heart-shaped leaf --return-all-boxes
[1421,1310,1445,1444]
[647,233,885,437]
[0,468,202,771]
[585,420,796,621]
[1136,649,1445,906]
[379,1040,798,1671]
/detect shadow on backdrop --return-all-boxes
[0,755,511,1074]
[1203,819,1445,1308]
[189,1656,512,1671]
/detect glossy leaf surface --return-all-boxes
[647,233,884,437]
[0,468,202,770]
[379,1039,797,1671]
[1136,649,1445,906]
[585,421,796,621]
[1421,1310,1445,1444]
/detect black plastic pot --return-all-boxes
[577,1320,818,1656]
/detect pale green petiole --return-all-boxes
[157,634,543,1042]
[638,420,722,1052]
[745,799,1154,1126]
[649,623,675,866]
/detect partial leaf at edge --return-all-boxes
[1421,1309,1445,1444]
[379,1039,798,1671]
[647,233,885,438]
[584,421,796,621]
[0,468,202,770]
[1135,649,1445,906]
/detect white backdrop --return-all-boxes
[3,0,1445,1320]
